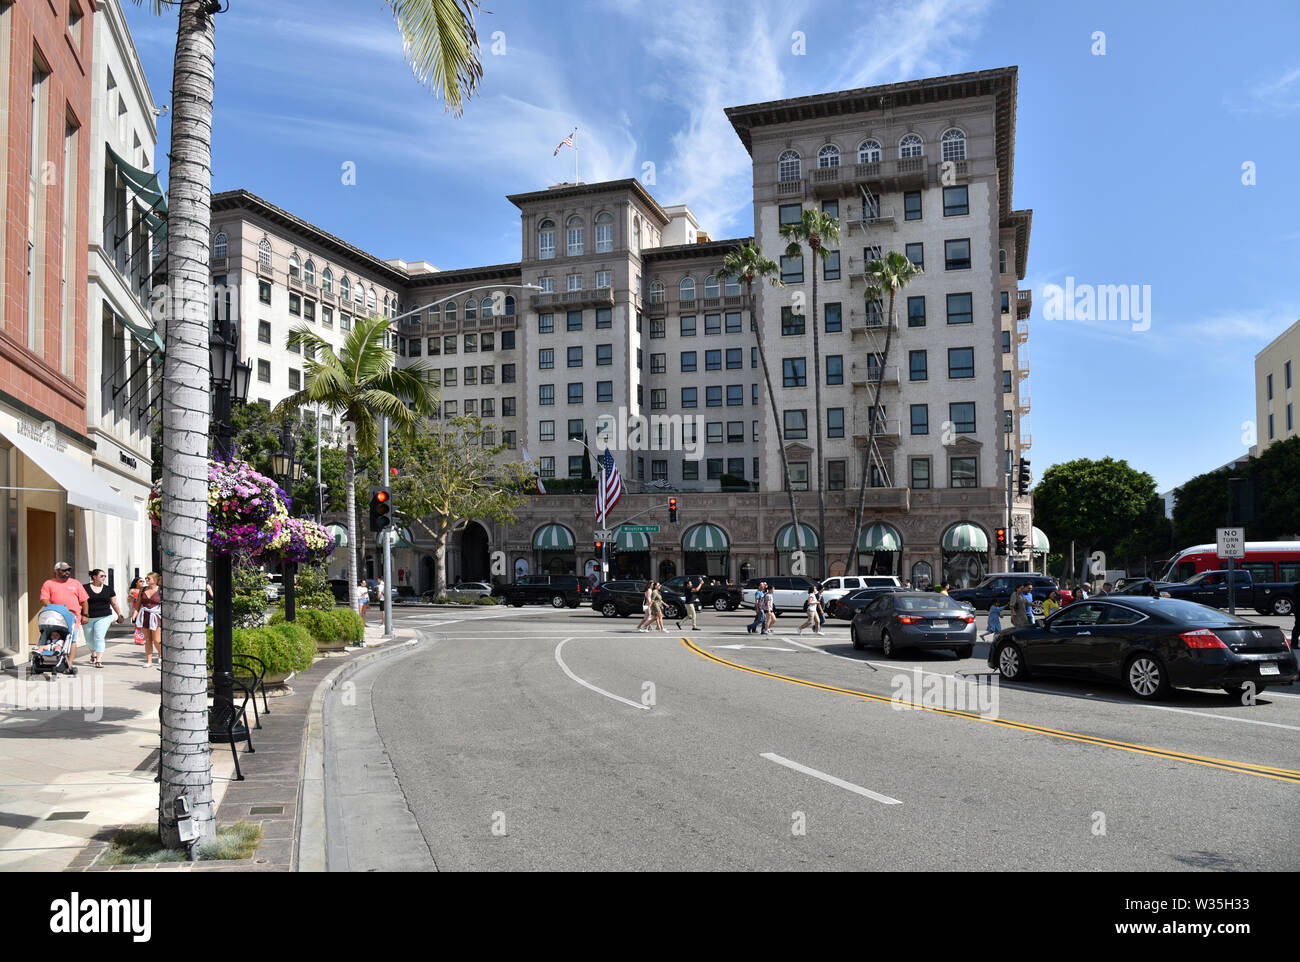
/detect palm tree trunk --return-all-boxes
[808,243,826,578]
[846,289,896,576]
[345,441,359,610]
[749,278,804,565]
[158,0,216,854]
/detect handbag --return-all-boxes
[133,625,145,644]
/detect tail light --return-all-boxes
[1179,629,1227,649]
[897,616,920,624]
[961,615,975,623]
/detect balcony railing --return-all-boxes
[256,260,274,279]
[776,178,805,197]
[856,204,897,230]
[1018,393,1031,416]
[851,364,899,387]
[1016,288,1032,320]
[1017,319,1029,343]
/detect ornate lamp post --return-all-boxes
[271,419,300,622]
[209,317,251,738]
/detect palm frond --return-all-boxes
[386,0,483,117]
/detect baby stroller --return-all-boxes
[30,606,78,680]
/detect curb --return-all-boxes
[295,631,421,872]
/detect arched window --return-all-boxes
[383,294,390,316]
[941,128,967,162]
[429,303,440,320]
[999,249,1007,274]
[817,145,840,168]
[778,149,801,181]
[566,215,584,256]
[632,218,641,253]
[650,280,664,303]
[480,296,493,319]
[339,276,350,300]
[898,133,924,159]
[445,301,457,322]
[723,275,741,297]
[366,287,376,312]
[288,253,301,279]
[321,267,333,292]
[679,277,695,301]
[464,298,477,320]
[213,232,228,258]
[595,211,613,253]
[258,238,272,268]
[304,259,316,285]
[504,295,516,316]
[704,275,720,298]
[858,139,882,164]
[538,219,556,259]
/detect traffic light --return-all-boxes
[1013,533,1027,553]
[995,526,1007,555]
[594,539,603,554]
[668,497,678,523]
[369,486,392,532]
[1018,458,1032,496]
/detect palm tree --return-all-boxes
[131,0,484,852]
[779,209,840,578]
[717,245,803,557]
[846,251,921,574]
[276,316,440,606]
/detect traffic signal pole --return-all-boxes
[381,415,392,640]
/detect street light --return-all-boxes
[273,418,300,623]
[374,283,543,639]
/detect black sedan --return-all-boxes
[830,585,908,621]
[592,581,687,621]
[988,597,1298,700]
[850,592,978,658]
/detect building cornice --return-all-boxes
[407,262,522,286]
[506,179,671,226]
[1006,209,1032,280]
[641,237,753,263]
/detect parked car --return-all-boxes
[829,585,909,621]
[448,582,494,601]
[850,591,978,658]
[1157,569,1294,616]
[988,596,1298,700]
[592,581,686,620]
[948,573,1060,615]
[660,576,740,611]
[820,575,901,608]
[492,574,587,609]
[740,577,818,614]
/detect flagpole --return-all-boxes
[600,465,608,580]
[574,126,579,183]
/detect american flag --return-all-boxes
[554,129,575,156]
[595,448,623,520]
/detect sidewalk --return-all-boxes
[0,619,410,872]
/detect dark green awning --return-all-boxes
[108,144,168,244]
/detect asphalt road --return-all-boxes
[323,605,1300,871]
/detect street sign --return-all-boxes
[593,528,613,540]
[622,524,660,533]
[1216,527,1245,559]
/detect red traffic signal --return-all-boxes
[668,497,678,523]
[995,526,1007,545]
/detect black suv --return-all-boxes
[591,581,687,620]
[661,576,741,611]
[493,575,586,608]
[948,573,1058,614]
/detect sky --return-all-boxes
[121,0,1300,493]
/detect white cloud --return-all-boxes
[828,0,995,91]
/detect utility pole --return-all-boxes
[381,415,393,639]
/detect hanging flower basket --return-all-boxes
[262,517,337,564]
[149,459,289,558]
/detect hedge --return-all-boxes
[267,607,364,644]
[207,623,315,677]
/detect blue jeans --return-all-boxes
[85,615,113,653]
[748,609,766,632]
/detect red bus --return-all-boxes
[1159,541,1300,584]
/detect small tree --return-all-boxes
[389,415,534,595]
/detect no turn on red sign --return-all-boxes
[1216,527,1245,559]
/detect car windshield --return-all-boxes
[1153,599,1253,626]
[896,595,960,611]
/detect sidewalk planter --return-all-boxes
[207,623,315,689]
[268,608,364,652]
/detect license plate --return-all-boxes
[931,620,949,629]
[1259,663,1280,676]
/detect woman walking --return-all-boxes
[982,602,1003,643]
[127,577,145,643]
[797,587,818,635]
[650,582,668,632]
[355,579,370,620]
[636,581,655,632]
[813,584,828,635]
[134,572,163,668]
[83,570,125,668]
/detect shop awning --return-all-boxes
[533,524,574,550]
[327,523,348,547]
[942,522,988,552]
[1032,526,1050,554]
[857,522,901,552]
[1,425,136,520]
[121,316,165,356]
[683,523,729,551]
[393,526,413,548]
[775,523,818,551]
[616,528,650,551]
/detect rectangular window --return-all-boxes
[289,293,301,316]
[409,339,422,358]
[823,302,842,333]
[288,369,301,390]
[948,347,975,379]
[911,458,931,489]
[950,456,978,488]
[705,313,721,335]
[567,310,582,331]
[482,398,495,417]
[503,430,516,449]
[787,462,809,491]
[650,459,668,482]
[259,280,272,304]
[910,350,927,381]
[1003,370,1013,393]
[322,305,333,327]
[706,350,722,371]
[950,402,976,434]
[822,199,839,219]
[706,422,723,444]
[1287,360,1293,389]
[597,381,613,403]
[566,456,584,478]
[823,250,841,281]
[539,421,555,442]
[783,358,806,387]
[783,409,808,440]
[428,337,440,355]
[538,456,554,477]
[1001,291,1010,315]
[781,307,805,336]
[464,366,478,386]
[567,226,583,256]
[1004,409,1014,434]
[1266,373,1273,400]
[568,346,583,368]
[779,203,803,226]
[827,408,845,438]
[726,421,744,443]
[566,274,582,292]
[904,191,922,221]
[539,312,554,334]
[727,457,745,478]
[539,229,555,259]
[651,389,667,411]
[725,311,742,333]
[304,300,316,322]
[637,349,643,369]
[651,353,666,374]
[706,386,722,407]
[464,399,477,416]
[596,223,613,254]
[726,385,743,406]
[538,277,554,293]
[943,185,969,216]
[910,403,929,435]
[682,387,698,408]
[464,333,477,353]
[682,460,699,481]
[780,254,803,284]
[481,332,494,352]
[596,307,611,329]
[946,292,973,325]
[258,321,271,344]
[905,243,924,270]
[568,383,583,404]
[503,330,517,351]
[502,364,516,383]
[681,351,697,372]
[680,315,696,336]
[945,238,972,270]
[444,367,457,387]
[539,384,554,406]
[650,317,665,338]
[443,400,457,418]
[539,348,554,369]
[707,459,724,480]
[726,348,743,369]
[595,270,612,289]
[257,359,271,382]
[821,355,842,385]
[1002,330,1011,353]
[567,419,584,440]
[596,344,612,366]
[907,295,926,328]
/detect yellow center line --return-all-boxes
[678,637,1300,784]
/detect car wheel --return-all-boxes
[551,594,566,608]
[1271,595,1294,616]
[850,624,864,651]
[1124,653,1170,700]
[601,602,618,618]
[665,605,682,621]
[995,642,1030,681]
[880,630,897,658]
[511,600,524,608]
[953,645,973,659]
[713,597,728,611]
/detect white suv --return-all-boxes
[740,577,819,614]
[820,575,901,608]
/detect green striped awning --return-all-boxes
[682,523,729,552]
[857,522,901,552]
[327,524,348,547]
[942,523,988,552]
[616,528,651,551]
[775,523,819,552]
[1032,526,1050,554]
[393,526,413,548]
[533,524,574,551]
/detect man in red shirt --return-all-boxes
[39,562,89,668]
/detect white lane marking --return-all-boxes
[760,753,901,805]
[554,637,650,711]
[1127,703,1300,731]
[711,644,796,651]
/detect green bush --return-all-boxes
[295,609,343,646]
[294,563,337,611]
[475,596,499,605]
[232,563,270,629]
[209,623,314,676]
[331,607,365,643]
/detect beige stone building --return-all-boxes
[1251,318,1300,456]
